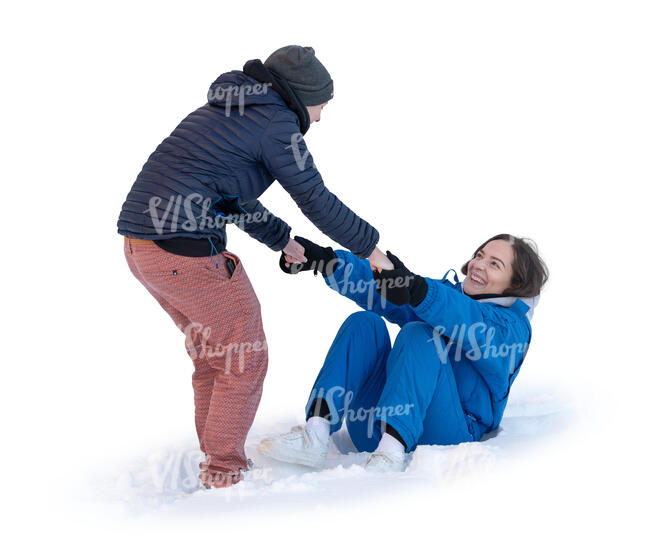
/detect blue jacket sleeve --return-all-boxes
[258,109,379,258]
[237,198,292,252]
[321,250,420,327]
[411,278,514,349]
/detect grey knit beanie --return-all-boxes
[264,45,334,106]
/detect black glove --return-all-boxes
[372,251,428,306]
[279,236,340,277]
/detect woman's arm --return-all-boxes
[371,252,533,384]
[322,250,420,327]
[410,277,532,386]
[411,278,529,349]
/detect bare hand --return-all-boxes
[367,246,394,272]
[282,238,307,268]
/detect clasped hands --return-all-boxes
[280,236,428,307]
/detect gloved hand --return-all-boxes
[372,251,428,306]
[279,236,340,277]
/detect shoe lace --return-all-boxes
[290,425,312,448]
[368,452,398,466]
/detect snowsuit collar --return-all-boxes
[462,282,540,321]
[444,269,540,321]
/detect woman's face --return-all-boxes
[463,239,515,296]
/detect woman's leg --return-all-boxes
[260,311,393,466]
[304,311,392,452]
[375,321,473,452]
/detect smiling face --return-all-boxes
[306,102,327,123]
[463,239,515,296]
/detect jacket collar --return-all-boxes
[243,59,311,135]
[444,269,539,321]
[463,284,540,321]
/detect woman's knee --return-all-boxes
[341,311,391,350]
[340,311,390,346]
[394,321,433,346]
[342,311,390,342]
[391,321,444,368]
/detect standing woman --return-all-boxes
[261,234,548,471]
[117,46,392,488]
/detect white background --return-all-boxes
[2,0,649,544]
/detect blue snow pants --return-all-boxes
[305,311,478,452]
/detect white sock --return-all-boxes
[376,432,406,461]
[306,416,330,445]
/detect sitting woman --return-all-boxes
[260,234,549,472]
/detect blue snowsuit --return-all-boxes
[305,250,535,452]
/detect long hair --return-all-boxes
[461,234,549,297]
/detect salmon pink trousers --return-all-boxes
[124,237,268,483]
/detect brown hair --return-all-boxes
[461,234,549,297]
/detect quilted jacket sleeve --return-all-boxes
[237,198,292,251]
[258,109,379,258]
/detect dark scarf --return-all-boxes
[243,59,310,135]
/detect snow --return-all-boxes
[99,388,570,514]
[6,2,648,543]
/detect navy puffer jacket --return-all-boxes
[117,68,379,257]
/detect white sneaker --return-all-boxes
[259,426,328,468]
[364,451,405,473]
